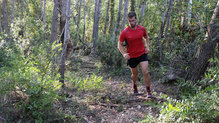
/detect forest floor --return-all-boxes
[60,55,180,123]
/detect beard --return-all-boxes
[130,23,136,28]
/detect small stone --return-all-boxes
[137,105,141,109]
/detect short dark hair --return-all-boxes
[128,11,137,19]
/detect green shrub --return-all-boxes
[142,58,219,123]
[96,35,124,68]
[73,73,104,91]
[0,34,62,122]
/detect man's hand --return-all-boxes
[145,48,150,54]
[123,53,130,60]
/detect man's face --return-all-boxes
[128,17,137,28]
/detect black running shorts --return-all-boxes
[127,53,149,68]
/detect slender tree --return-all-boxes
[180,0,187,32]
[187,0,192,23]
[76,0,83,43]
[60,0,71,85]
[43,0,47,40]
[157,0,168,60]
[43,0,46,25]
[163,0,175,44]
[103,0,110,34]
[92,0,102,54]
[186,0,219,81]
[109,0,115,34]
[41,0,44,20]
[113,0,122,42]
[121,0,129,31]
[11,0,16,25]
[0,20,2,33]
[83,0,86,42]
[50,0,59,43]
[139,0,147,25]
[2,0,9,34]
[59,0,67,44]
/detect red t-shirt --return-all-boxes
[119,25,148,58]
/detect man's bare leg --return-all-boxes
[130,67,138,94]
[140,61,152,97]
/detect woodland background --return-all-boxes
[0,0,218,122]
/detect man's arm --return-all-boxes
[144,36,150,54]
[117,41,130,60]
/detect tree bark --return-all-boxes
[157,0,168,60]
[187,0,192,24]
[59,0,67,44]
[0,20,2,33]
[2,0,9,34]
[103,0,110,34]
[92,0,102,54]
[43,0,46,25]
[163,0,175,43]
[180,0,187,32]
[41,0,44,20]
[113,0,122,42]
[11,0,16,25]
[121,0,128,31]
[186,0,219,81]
[43,0,47,40]
[109,0,115,34]
[76,0,83,43]
[83,0,86,42]
[139,0,147,25]
[60,0,71,85]
[50,0,59,43]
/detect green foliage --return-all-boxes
[0,16,63,121]
[96,35,124,68]
[0,42,62,121]
[142,58,219,123]
[73,73,104,91]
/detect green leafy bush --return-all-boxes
[0,18,63,121]
[96,35,124,68]
[142,58,219,123]
[73,73,104,91]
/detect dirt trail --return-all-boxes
[65,55,178,123]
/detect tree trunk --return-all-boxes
[139,0,147,25]
[187,0,192,24]
[92,0,102,54]
[0,20,2,33]
[60,0,71,85]
[43,0,47,40]
[83,0,86,42]
[180,0,187,32]
[50,0,59,43]
[103,0,110,34]
[11,0,16,25]
[130,0,135,11]
[59,0,67,44]
[157,0,168,60]
[186,0,219,81]
[76,0,83,43]
[163,0,175,43]
[2,0,9,34]
[113,0,122,42]
[109,0,115,34]
[43,0,46,25]
[41,0,44,20]
[121,0,128,31]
